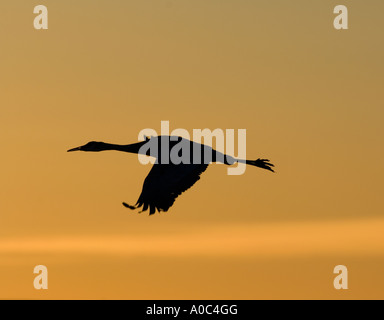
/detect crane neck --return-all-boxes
[102,141,146,154]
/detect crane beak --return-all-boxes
[67,146,81,152]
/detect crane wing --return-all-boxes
[124,163,209,215]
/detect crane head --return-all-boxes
[67,141,107,152]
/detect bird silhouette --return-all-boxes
[68,136,274,215]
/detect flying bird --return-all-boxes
[68,136,274,215]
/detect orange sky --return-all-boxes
[0,0,383,299]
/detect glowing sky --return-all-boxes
[0,0,383,299]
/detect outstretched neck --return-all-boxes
[101,141,146,154]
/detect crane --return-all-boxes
[68,136,274,215]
